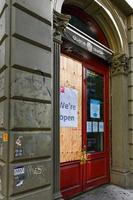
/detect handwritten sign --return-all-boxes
[60,87,78,127]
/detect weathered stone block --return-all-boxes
[0,194,5,200]
[129,145,133,159]
[128,15,133,29]
[128,58,133,72]
[10,100,51,129]
[129,116,133,129]
[129,43,133,56]
[0,0,6,15]
[9,159,52,195]
[0,10,6,42]
[111,170,130,188]
[0,102,5,128]
[0,132,7,162]
[0,161,7,196]
[0,41,5,70]
[12,7,51,48]
[0,133,3,159]
[128,74,133,87]
[10,131,52,161]
[128,29,133,43]
[9,187,52,200]
[128,87,132,100]
[12,0,52,22]
[11,69,51,101]
[129,101,133,115]
[11,38,51,75]
[129,159,133,173]
[0,70,6,99]
[129,130,133,143]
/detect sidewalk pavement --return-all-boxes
[72,184,133,200]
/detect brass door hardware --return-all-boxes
[80,145,87,164]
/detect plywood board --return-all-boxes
[60,54,82,163]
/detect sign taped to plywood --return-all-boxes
[60,87,78,127]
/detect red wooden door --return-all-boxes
[82,61,110,191]
[60,55,110,199]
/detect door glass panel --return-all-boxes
[86,69,104,153]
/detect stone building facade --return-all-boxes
[0,0,132,200]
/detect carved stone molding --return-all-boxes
[111,54,129,76]
[53,10,70,38]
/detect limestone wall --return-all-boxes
[0,1,53,199]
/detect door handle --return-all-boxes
[80,145,87,164]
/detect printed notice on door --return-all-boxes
[60,87,78,127]
[90,99,100,119]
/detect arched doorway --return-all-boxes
[53,1,129,200]
[60,6,112,199]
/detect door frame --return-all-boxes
[82,60,110,191]
[60,53,110,199]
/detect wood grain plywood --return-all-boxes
[60,54,82,163]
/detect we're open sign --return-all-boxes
[60,87,78,128]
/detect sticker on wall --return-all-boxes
[60,87,78,127]
[16,179,24,187]
[33,167,43,175]
[14,166,25,176]
[99,122,104,132]
[90,99,100,119]
[87,121,92,133]
[14,136,24,157]
[16,136,23,147]
[15,149,23,157]
[92,122,98,132]
[14,166,25,187]
[2,132,8,142]
[60,86,65,93]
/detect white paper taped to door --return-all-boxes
[60,87,78,128]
